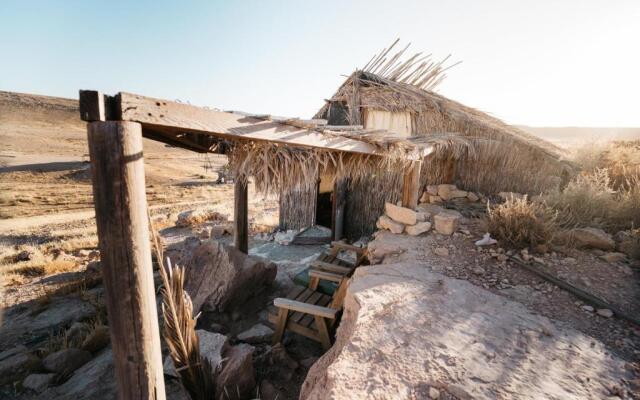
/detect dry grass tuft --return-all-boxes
[9,259,77,277]
[151,224,216,399]
[487,197,558,249]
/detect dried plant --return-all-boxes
[487,197,558,249]
[150,225,216,399]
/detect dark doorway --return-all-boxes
[315,191,333,228]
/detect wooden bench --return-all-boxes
[268,273,350,350]
[308,241,367,285]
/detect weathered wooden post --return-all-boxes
[87,121,166,400]
[234,174,249,253]
[401,160,422,209]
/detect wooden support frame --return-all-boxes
[234,174,249,254]
[401,160,422,209]
[86,121,166,400]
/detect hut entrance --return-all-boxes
[316,175,333,229]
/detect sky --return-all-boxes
[1,0,639,127]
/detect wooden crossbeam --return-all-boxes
[79,90,381,155]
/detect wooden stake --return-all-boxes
[402,160,422,209]
[234,175,249,253]
[87,121,166,400]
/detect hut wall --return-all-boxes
[344,170,403,239]
[279,185,317,230]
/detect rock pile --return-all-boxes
[420,183,481,204]
[376,200,464,237]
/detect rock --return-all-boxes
[433,247,449,257]
[66,322,91,345]
[416,211,429,222]
[81,325,110,353]
[163,356,179,378]
[15,250,32,262]
[406,222,431,236]
[429,195,443,203]
[496,254,508,262]
[475,233,497,246]
[425,185,439,196]
[184,240,277,313]
[597,309,613,318]
[376,215,404,234]
[198,330,229,371]
[385,203,417,225]
[419,191,430,203]
[274,230,298,245]
[614,230,639,259]
[437,184,457,199]
[0,346,41,385]
[300,263,636,399]
[176,209,227,227]
[43,348,92,374]
[599,252,627,263]
[259,380,283,400]
[444,189,468,201]
[209,225,231,239]
[498,192,526,201]
[38,349,116,400]
[467,192,480,202]
[216,344,256,400]
[582,305,594,312]
[265,343,299,370]
[23,373,56,393]
[237,323,273,344]
[429,387,440,399]
[433,211,462,236]
[472,266,485,275]
[563,228,615,251]
[367,231,408,264]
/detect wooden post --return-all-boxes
[234,174,249,253]
[87,121,166,400]
[401,160,422,209]
[331,178,347,241]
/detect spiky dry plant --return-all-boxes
[487,197,558,249]
[150,226,216,400]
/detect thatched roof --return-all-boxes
[312,43,571,194]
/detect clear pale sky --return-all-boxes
[1,0,638,127]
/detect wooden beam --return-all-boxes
[86,121,166,399]
[331,178,347,241]
[273,298,338,319]
[401,160,422,209]
[79,90,119,121]
[114,92,380,155]
[234,175,248,254]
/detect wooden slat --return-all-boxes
[310,261,352,275]
[113,92,381,155]
[301,294,332,327]
[309,270,343,283]
[290,291,323,323]
[274,298,338,319]
[330,241,366,255]
[295,288,315,303]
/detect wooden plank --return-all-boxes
[234,175,248,254]
[401,160,422,209]
[330,241,366,255]
[291,291,323,323]
[315,315,332,350]
[301,295,332,327]
[309,270,343,283]
[114,92,381,155]
[273,298,338,319]
[310,261,352,275]
[86,121,166,400]
[272,307,289,345]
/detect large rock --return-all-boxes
[566,228,615,251]
[433,210,462,235]
[216,344,256,400]
[384,203,417,225]
[43,348,92,374]
[184,240,277,313]
[23,373,56,393]
[38,349,116,400]
[300,264,636,399]
[198,330,229,371]
[0,345,41,385]
[237,323,273,344]
[376,215,404,234]
[436,184,457,199]
[405,222,431,236]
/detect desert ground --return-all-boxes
[1,91,639,399]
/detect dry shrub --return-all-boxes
[572,140,640,190]
[10,259,77,277]
[545,168,640,232]
[487,197,557,248]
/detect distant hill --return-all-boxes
[517,126,640,149]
